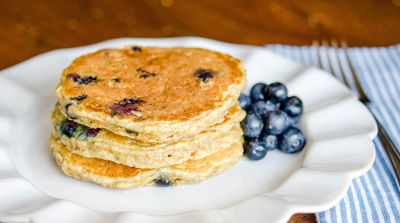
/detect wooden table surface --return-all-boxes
[1,0,399,222]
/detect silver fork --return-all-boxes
[313,39,400,190]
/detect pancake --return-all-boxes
[55,47,246,143]
[51,104,245,168]
[49,136,243,188]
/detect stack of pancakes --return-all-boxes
[49,47,246,188]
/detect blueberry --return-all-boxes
[279,127,306,153]
[238,93,251,110]
[241,111,264,138]
[61,120,78,137]
[78,76,97,85]
[109,98,145,117]
[86,128,101,137]
[264,110,290,135]
[71,95,87,101]
[248,99,277,117]
[155,178,172,187]
[137,68,157,78]
[264,82,287,102]
[282,96,303,117]
[67,73,97,85]
[193,68,215,82]
[122,98,143,104]
[244,138,267,160]
[132,46,142,52]
[260,133,279,150]
[67,73,80,82]
[250,83,267,102]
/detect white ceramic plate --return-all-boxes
[0,37,376,223]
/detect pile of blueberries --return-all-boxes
[239,82,306,160]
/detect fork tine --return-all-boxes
[322,39,336,75]
[340,40,370,103]
[331,39,351,88]
[312,40,323,69]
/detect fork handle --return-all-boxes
[375,117,400,190]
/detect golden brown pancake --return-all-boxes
[55,47,246,143]
[49,136,243,188]
[51,104,245,168]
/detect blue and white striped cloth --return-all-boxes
[266,44,400,223]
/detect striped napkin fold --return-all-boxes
[265,44,400,223]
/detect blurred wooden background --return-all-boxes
[0,0,399,222]
[0,0,399,70]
